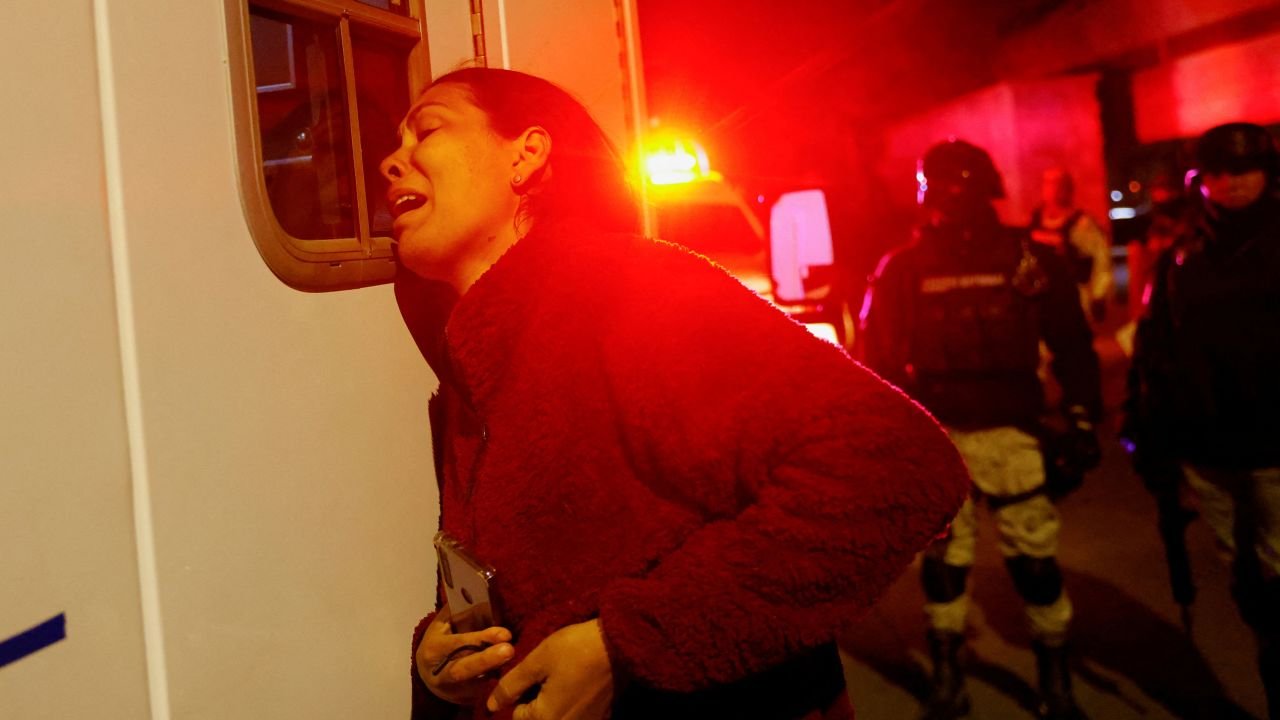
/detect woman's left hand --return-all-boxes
[486,619,614,720]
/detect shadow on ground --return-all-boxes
[841,564,1256,719]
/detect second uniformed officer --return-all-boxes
[859,139,1103,720]
[1127,122,1280,719]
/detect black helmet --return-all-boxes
[1195,122,1279,178]
[917,139,1005,208]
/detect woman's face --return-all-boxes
[1201,169,1267,210]
[380,83,522,285]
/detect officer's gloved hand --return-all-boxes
[1062,405,1102,475]
[1045,407,1101,499]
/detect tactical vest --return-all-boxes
[903,227,1051,427]
[910,229,1044,376]
[1030,208,1092,285]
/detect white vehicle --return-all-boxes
[643,136,852,346]
[649,178,772,295]
[2,2,643,718]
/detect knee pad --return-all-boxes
[922,556,970,603]
[1005,555,1063,606]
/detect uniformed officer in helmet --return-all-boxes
[859,139,1103,720]
[1029,167,1114,323]
[1126,122,1280,719]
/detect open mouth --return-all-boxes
[390,193,427,219]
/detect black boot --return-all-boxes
[1033,638,1085,720]
[920,629,970,720]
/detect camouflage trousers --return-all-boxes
[924,426,1073,638]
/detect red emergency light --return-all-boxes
[643,133,717,186]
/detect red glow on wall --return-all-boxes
[877,76,1107,228]
[1133,31,1280,143]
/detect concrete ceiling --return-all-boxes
[640,0,1280,129]
[637,0,1280,182]
[638,0,1074,131]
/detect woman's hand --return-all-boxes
[486,619,614,720]
[417,611,515,705]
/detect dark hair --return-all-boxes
[429,68,641,235]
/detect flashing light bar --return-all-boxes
[643,134,713,186]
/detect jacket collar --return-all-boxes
[441,224,563,413]
[397,222,629,413]
[394,266,458,381]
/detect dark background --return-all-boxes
[636,0,1280,283]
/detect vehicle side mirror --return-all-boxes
[769,189,835,303]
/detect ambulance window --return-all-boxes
[227,0,428,291]
[354,0,412,16]
[253,10,358,241]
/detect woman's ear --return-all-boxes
[512,126,551,189]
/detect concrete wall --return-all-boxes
[1001,0,1280,80]
[878,74,1107,229]
[1134,29,1280,142]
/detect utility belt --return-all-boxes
[980,483,1049,511]
[969,421,1084,508]
[916,374,1045,429]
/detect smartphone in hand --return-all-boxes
[434,531,500,634]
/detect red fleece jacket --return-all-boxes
[398,226,970,719]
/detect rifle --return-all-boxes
[1149,466,1196,633]
[1121,341,1196,633]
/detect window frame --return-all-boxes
[225,0,431,291]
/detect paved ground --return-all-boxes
[838,324,1269,719]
